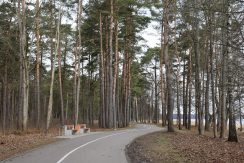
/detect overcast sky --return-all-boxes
[140,21,161,48]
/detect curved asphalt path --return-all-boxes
[1,124,162,163]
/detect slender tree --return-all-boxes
[46,4,61,131]
[193,0,203,135]
[220,0,229,138]
[17,0,29,131]
[109,0,114,128]
[74,0,83,127]
[162,0,174,132]
[35,0,41,129]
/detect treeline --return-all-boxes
[0,0,244,143]
[135,0,244,142]
[158,0,244,142]
[0,0,155,133]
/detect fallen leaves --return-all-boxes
[126,132,188,163]
[126,129,244,163]
[0,129,59,161]
[171,131,244,163]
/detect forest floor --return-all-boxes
[0,127,60,161]
[126,127,244,163]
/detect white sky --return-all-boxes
[140,21,161,48]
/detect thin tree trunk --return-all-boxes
[176,80,181,130]
[65,93,69,122]
[109,0,114,128]
[17,0,28,131]
[188,81,192,130]
[127,52,132,126]
[154,58,158,124]
[6,87,10,130]
[135,97,138,122]
[227,75,238,142]
[58,38,64,126]
[17,60,23,131]
[220,0,229,138]
[35,0,41,129]
[73,47,77,125]
[74,0,82,127]
[160,18,166,126]
[46,6,61,131]
[122,16,129,127]
[238,75,242,132]
[88,69,91,125]
[209,6,217,137]
[105,16,109,128]
[10,90,15,130]
[193,0,203,135]
[163,0,174,132]
[2,63,7,134]
[215,49,221,132]
[205,39,210,131]
[187,50,192,130]
[239,97,242,132]
[99,12,105,128]
[174,3,181,129]
[183,57,187,127]
[113,16,119,129]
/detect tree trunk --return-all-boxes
[74,0,83,127]
[2,63,7,134]
[109,0,114,128]
[17,0,28,131]
[58,39,64,126]
[10,90,15,130]
[183,56,187,128]
[227,77,238,142]
[127,52,132,126]
[187,50,192,130]
[209,5,217,137]
[174,3,181,129]
[205,39,210,131]
[188,80,192,130]
[239,99,242,132]
[35,0,41,129]
[46,6,61,131]
[220,0,229,138]
[163,0,174,132]
[160,20,166,126]
[193,0,203,135]
[65,94,69,122]
[113,14,119,129]
[239,86,242,131]
[73,47,77,125]
[154,59,158,124]
[99,12,105,128]
[176,79,181,130]
[88,69,92,126]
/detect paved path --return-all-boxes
[1,124,162,163]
